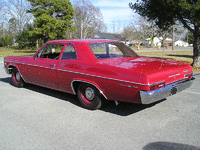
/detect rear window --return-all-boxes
[89,42,138,59]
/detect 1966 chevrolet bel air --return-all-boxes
[4,39,194,110]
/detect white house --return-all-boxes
[143,37,162,47]
[175,40,189,47]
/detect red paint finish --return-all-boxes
[4,39,193,104]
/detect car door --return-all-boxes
[56,44,82,93]
[24,43,65,90]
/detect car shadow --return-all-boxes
[24,82,165,116]
[1,77,165,116]
[100,99,166,116]
[0,77,80,108]
[24,84,80,108]
[143,141,200,150]
[0,77,12,84]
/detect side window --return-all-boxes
[89,42,123,59]
[39,44,64,59]
[108,43,123,57]
[89,43,108,59]
[61,45,77,60]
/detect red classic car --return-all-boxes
[4,39,194,110]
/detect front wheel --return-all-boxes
[77,83,103,110]
[12,68,25,88]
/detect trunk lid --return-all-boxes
[99,57,192,84]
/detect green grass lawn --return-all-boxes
[137,50,200,71]
[137,50,193,64]
[1,47,199,71]
[0,47,37,57]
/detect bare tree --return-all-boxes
[137,16,164,47]
[121,24,140,41]
[72,0,107,39]
[122,16,175,47]
[121,17,154,45]
[0,2,5,37]
[1,0,33,35]
[121,15,189,48]
[173,21,188,41]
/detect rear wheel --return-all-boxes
[77,83,103,110]
[12,68,25,88]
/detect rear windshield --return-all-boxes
[89,42,138,59]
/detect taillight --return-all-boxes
[150,81,165,91]
[184,73,193,79]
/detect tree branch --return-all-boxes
[178,14,194,33]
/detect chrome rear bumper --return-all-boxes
[3,66,10,75]
[140,78,195,104]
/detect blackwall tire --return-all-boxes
[77,83,102,110]
[12,68,25,88]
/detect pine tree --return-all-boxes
[28,0,76,43]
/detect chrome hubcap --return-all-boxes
[16,72,21,81]
[85,87,95,101]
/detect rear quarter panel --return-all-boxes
[60,60,147,103]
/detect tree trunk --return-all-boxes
[150,39,153,48]
[150,36,155,48]
[36,39,38,49]
[192,29,200,67]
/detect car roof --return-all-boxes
[47,39,120,44]
[46,39,122,62]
